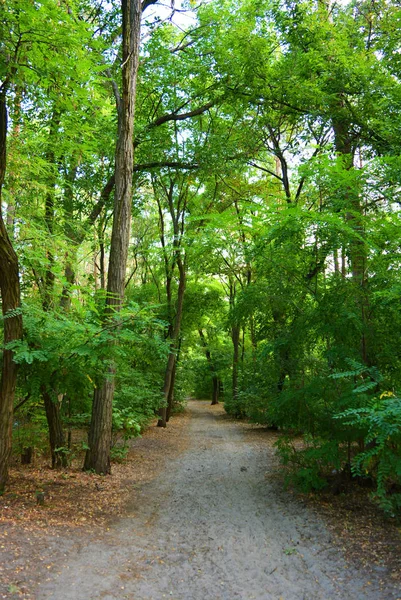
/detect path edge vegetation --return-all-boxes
[0,0,400,522]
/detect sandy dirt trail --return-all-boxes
[35,401,398,600]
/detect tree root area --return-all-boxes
[1,402,400,599]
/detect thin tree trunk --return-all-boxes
[158,257,186,427]
[334,248,339,274]
[21,446,33,465]
[198,328,219,405]
[84,0,142,473]
[250,316,257,359]
[332,113,368,363]
[99,216,106,290]
[42,111,60,311]
[6,87,22,237]
[42,388,67,468]
[341,246,346,277]
[231,324,240,402]
[166,358,177,423]
[60,160,78,311]
[211,376,219,405]
[40,110,68,466]
[60,168,114,309]
[0,86,23,492]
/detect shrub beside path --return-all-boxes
[1,401,401,599]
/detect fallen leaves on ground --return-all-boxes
[235,416,401,587]
[308,488,401,584]
[0,410,191,598]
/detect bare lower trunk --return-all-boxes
[231,325,240,402]
[84,374,114,473]
[166,358,177,423]
[198,329,219,405]
[84,0,142,473]
[211,376,219,405]
[60,260,75,310]
[0,87,23,492]
[42,388,67,469]
[158,353,175,428]
[21,446,33,465]
[158,257,186,427]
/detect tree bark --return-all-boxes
[6,87,22,238]
[332,112,368,363]
[231,324,240,402]
[84,0,142,473]
[42,388,67,468]
[39,110,68,467]
[0,86,23,492]
[158,256,186,427]
[166,356,177,423]
[42,111,60,311]
[60,174,114,309]
[198,329,219,405]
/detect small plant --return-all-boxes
[54,446,76,467]
[336,393,401,515]
[110,445,130,463]
[275,435,342,493]
[112,407,141,441]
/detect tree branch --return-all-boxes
[133,160,199,171]
[142,0,159,12]
[105,69,121,116]
[248,161,282,181]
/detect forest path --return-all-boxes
[36,401,395,600]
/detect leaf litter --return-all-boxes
[0,410,190,598]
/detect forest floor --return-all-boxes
[1,401,401,599]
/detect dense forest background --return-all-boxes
[1,0,401,514]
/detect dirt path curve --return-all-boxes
[35,401,397,600]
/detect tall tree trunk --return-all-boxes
[42,388,67,468]
[332,112,368,363]
[166,358,177,423]
[60,176,114,309]
[42,111,60,311]
[158,257,186,427]
[0,86,23,492]
[167,337,182,422]
[60,161,78,310]
[158,353,174,429]
[6,87,22,237]
[211,376,219,406]
[98,216,106,290]
[84,0,142,473]
[40,110,67,467]
[198,329,219,405]
[231,324,240,402]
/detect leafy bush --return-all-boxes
[336,393,401,515]
[12,414,48,460]
[7,299,169,463]
[275,435,342,493]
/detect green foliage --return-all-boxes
[111,407,143,462]
[276,436,342,493]
[7,298,168,461]
[3,0,401,518]
[12,413,48,459]
[336,394,401,515]
[112,407,142,439]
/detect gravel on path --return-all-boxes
[35,401,400,600]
